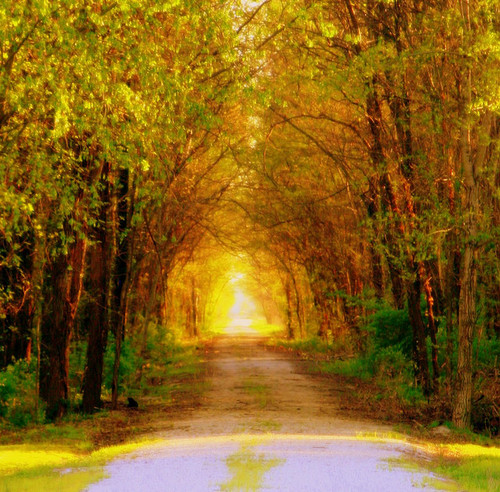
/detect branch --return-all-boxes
[237,0,271,34]
[269,106,351,179]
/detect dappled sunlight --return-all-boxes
[0,439,161,476]
[437,444,500,459]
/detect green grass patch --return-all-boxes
[219,445,283,491]
[276,336,332,354]
[255,420,282,432]
[241,380,270,409]
[317,359,372,381]
[433,444,500,492]
[0,417,98,450]
[242,381,268,395]
[386,443,500,491]
[250,320,283,337]
[0,439,158,492]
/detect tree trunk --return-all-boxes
[364,179,385,301]
[45,237,87,420]
[111,168,133,410]
[406,274,431,396]
[32,215,45,417]
[285,278,294,339]
[453,230,477,429]
[291,273,304,338]
[421,268,440,388]
[452,116,488,428]
[82,162,112,414]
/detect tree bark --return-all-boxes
[45,237,87,420]
[452,113,489,428]
[111,168,133,410]
[406,274,431,395]
[82,162,112,414]
[285,278,294,339]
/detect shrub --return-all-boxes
[368,305,413,357]
[473,334,500,371]
[319,358,372,380]
[103,335,140,393]
[370,346,412,379]
[0,359,43,427]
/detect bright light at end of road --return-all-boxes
[229,272,244,284]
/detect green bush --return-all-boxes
[0,367,16,417]
[277,336,331,354]
[368,305,413,357]
[396,383,425,405]
[103,335,141,393]
[319,358,372,380]
[0,359,43,427]
[370,346,412,379]
[473,334,500,371]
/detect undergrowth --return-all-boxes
[0,321,204,433]
[277,300,500,438]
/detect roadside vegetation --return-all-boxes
[431,444,500,492]
[275,302,499,439]
[0,330,206,489]
[273,304,499,492]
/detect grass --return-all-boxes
[431,443,500,491]
[0,339,208,490]
[256,420,282,432]
[219,445,283,492]
[276,336,332,355]
[317,359,372,381]
[250,320,283,337]
[241,379,270,409]
[392,442,500,491]
[0,439,159,492]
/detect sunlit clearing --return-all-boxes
[207,263,283,336]
[226,288,261,335]
[220,272,262,335]
[229,273,244,284]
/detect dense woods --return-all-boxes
[0,0,499,433]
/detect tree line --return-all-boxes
[233,0,499,430]
[0,0,249,419]
[1,0,499,430]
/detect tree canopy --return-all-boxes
[1,0,499,430]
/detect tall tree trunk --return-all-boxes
[290,273,304,338]
[32,213,45,417]
[444,161,461,399]
[82,162,112,414]
[363,179,385,301]
[44,237,87,420]
[406,273,431,395]
[111,168,133,410]
[285,278,294,339]
[422,272,440,387]
[452,102,491,428]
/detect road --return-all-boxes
[86,321,450,491]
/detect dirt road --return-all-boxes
[86,326,450,491]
